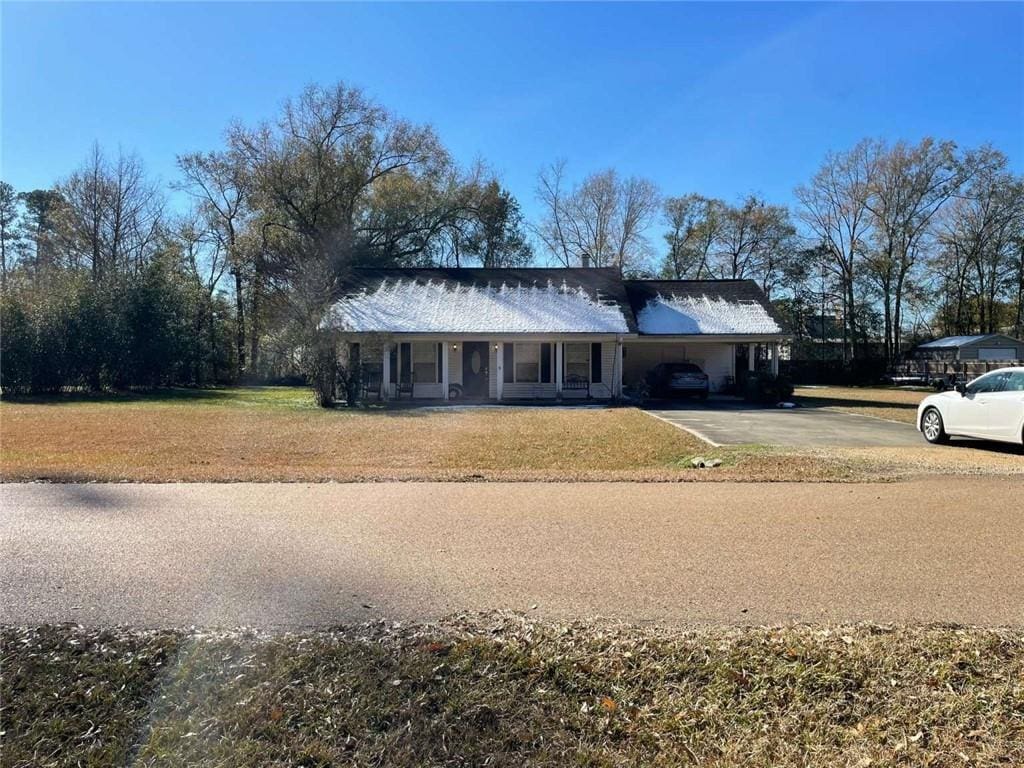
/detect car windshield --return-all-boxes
[667,363,702,374]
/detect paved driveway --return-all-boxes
[3,480,1023,628]
[645,400,921,447]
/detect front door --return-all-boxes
[462,342,490,398]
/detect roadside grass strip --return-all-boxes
[3,616,1022,767]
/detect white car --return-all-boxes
[917,367,1024,446]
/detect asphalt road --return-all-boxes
[645,403,922,447]
[3,480,1022,628]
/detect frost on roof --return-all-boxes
[637,294,782,335]
[917,335,993,348]
[326,278,630,334]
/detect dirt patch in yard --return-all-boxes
[3,616,1022,768]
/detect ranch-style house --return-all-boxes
[323,267,790,401]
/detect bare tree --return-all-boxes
[795,141,874,361]
[535,162,659,271]
[174,209,228,296]
[176,149,253,374]
[716,196,796,285]
[534,160,576,267]
[57,145,164,280]
[861,138,982,362]
[660,194,724,279]
[933,157,1024,335]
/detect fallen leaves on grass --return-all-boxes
[3,616,1023,767]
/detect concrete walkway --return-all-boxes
[3,479,1022,628]
[645,401,922,447]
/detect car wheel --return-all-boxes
[921,407,949,444]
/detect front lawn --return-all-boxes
[2,387,1019,482]
[3,617,1022,768]
[0,387,724,482]
[793,385,930,424]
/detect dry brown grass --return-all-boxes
[2,387,1018,483]
[4,617,1023,768]
[0,388,716,482]
[793,385,929,424]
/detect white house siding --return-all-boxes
[623,342,735,393]
[412,383,445,398]
[448,344,462,386]
[503,383,558,399]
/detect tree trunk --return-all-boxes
[233,268,246,377]
[249,268,261,377]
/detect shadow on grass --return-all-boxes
[1,387,242,406]
[945,437,1024,456]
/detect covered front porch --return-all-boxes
[352,336,624,402]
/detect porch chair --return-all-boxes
[361,369,383,402]
[563,374,591,399]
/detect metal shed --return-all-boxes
[913,334,1024,362]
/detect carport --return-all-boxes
[623,338,783,393]
[622,279,789,393]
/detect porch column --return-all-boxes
[496,342,504,400]
[381,343,391,400]
[442,340,450,400]
[770,343,780,376]
[555,342,563,395]
[747,343,756,372]
[613,340,623,397]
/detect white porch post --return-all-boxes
[747,343,756,372]
[442,341,450,400]
[381,343,391,400]
[614,340,623,397]
[555,342,563,396]
[496,342,504,400]
[770,342,779,376]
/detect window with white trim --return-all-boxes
[564,343,590,382]
[412,342,439,383]
[514,343,540,382]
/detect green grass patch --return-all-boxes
[0,386,320,412]
[3,618,1022,767]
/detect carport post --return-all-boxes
[381,343,391,400]
[747,344,756,372]
[771,343,779,376]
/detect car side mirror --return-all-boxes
[955,382,967,395]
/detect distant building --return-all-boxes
[913,334,1024,362]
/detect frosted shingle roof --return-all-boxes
[917,335,997,349]
[325,270,789,337]
[326,268,633,334]
[625,280,786,336]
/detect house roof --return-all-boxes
[325,268,636,334]
[916,334,1022,349]
[623,280,786,336]
[324,269,789,337]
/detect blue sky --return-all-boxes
[3,1,1023,225]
